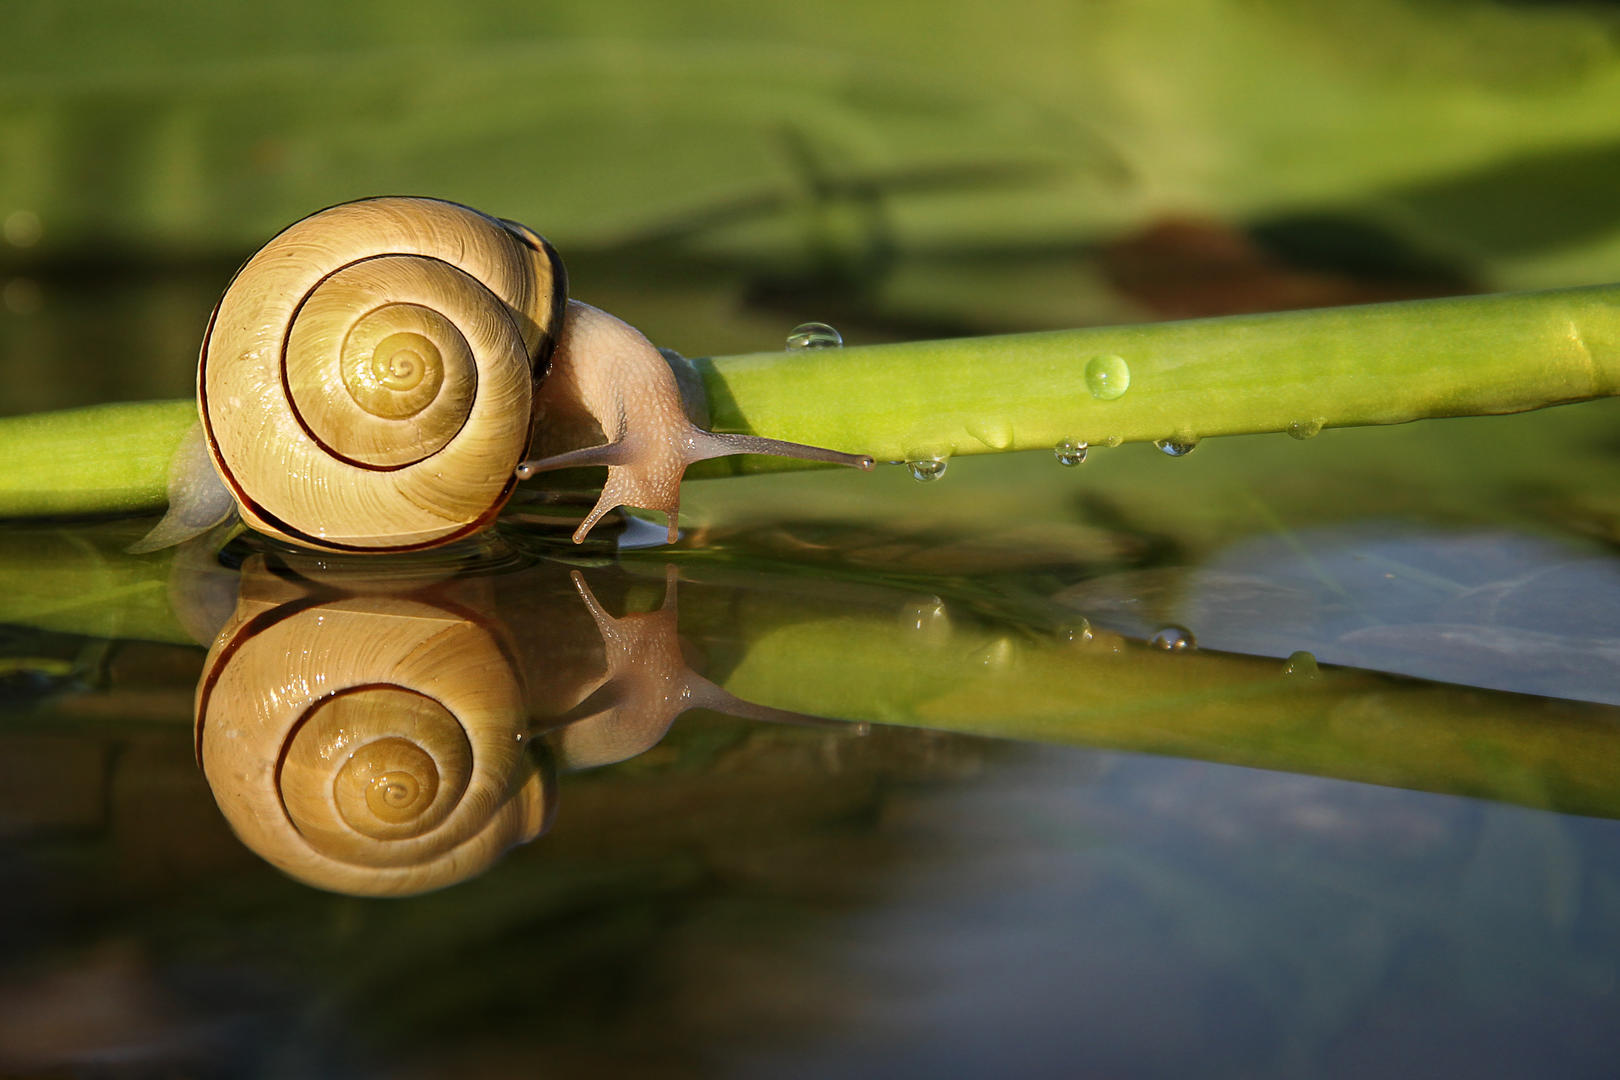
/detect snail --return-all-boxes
[144,196,872,554]
[195,552,552,897]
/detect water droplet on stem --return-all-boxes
[1084,354,1131,400]
[785,322,843,350]
[905,456,948,482]
[1155,438,1198,457]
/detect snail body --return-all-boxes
[154,196,871,555]
[521,301,872,542]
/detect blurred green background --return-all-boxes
[6,0,1620,414]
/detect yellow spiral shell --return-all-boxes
[195,560,550,896]
[199,197,566,552]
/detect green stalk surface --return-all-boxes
[695,283,1620,469]
[3,284,1619,515]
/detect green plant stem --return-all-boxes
[0,400,195,517]
[694,282,1620,471]
[4,284,1620,515]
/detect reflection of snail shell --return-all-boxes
[199,197,565,553]
[196,581,548,896]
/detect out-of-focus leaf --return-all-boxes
[5,0,1620,292]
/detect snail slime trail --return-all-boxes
[169,196,872,554]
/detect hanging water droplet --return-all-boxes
[1104,435,1123,448]
[905,456,948,482]
[1287,418,1324,441]
[514,463,535,480]
[1054,439,1089,466]
[1084,354,1131,400]
[1155,438,1198,457]
[785,322,843,350]
[1149,625,1196,651]
[1283,650,1320,678]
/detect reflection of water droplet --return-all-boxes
[1155,438,1198,457]
[900,595,946,630]
[1287,419,1324,441]
[899,595,951,647]
[1283,650,1320,678]
[1085,354,1131,400]
[906,456,948,482]
[1059,618,1093,644]
[1150,625,1196,651]
[974,637,1017,669]
[1054,439,1089,466]
[785,322,843,350]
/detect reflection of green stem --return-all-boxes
[715,613,1620,821]
[3,284,1619,513]
[4,531,1620,819]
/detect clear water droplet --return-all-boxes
[1054,439,1089,466]
[1149,625,1196,651]
[1155,438,1198,457]
[1287,418,1324,440]
[1283,650,1320,678]
[785,322,843,350]
[514,463,535,480]
[1104,435,1123,448]
[905,456,948,482]
[1084,354,1131,400]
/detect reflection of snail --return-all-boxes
[153,196,871,554]
[544,567,858,770]
[194,546,861,895]
[195,555,551,896]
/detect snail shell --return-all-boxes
[195,557,550,896]
[199,197,565,553]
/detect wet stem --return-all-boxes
[3,283,1620,515]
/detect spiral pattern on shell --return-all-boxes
[200,197,566,552]
[195,566,549,896]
